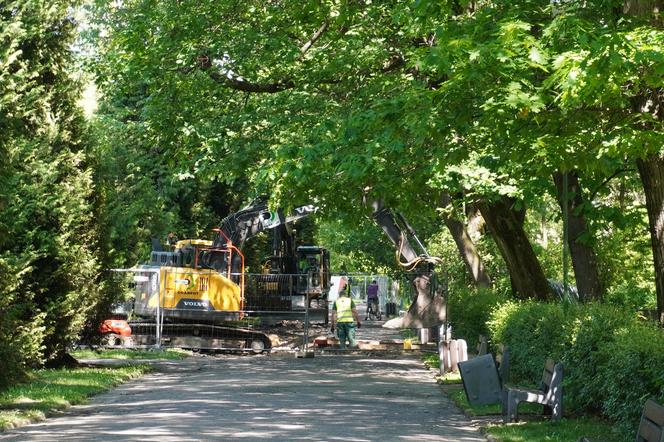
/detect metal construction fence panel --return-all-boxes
[109,268,447,351]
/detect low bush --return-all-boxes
[449,287,506,349]
[485,301,664,439]
[560,304,636,414]
[487,301,574,384]
[601,323,664,437]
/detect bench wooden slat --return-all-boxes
[644,399,664,427]
[636,399,664,442]
[497,346,510,384]
[503,358,563,422]
[637,419,662,442]
[541,359,555,388]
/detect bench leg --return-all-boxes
[549,370,563,422]
[551,390,563,421]
[504,391,520,423]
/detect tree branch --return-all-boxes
[191,54,295,93]
[381,54,405,73]
[192,34,405,94]
[207,69,295,93]
[588,167,634,202]
[300,20,329,58]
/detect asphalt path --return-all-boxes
[0,352,486,442]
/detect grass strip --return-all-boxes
[485,417,623,442]
[71,348,189,360]
[438,370,463,385]
[447,386,621,441]
[421,352,465,385]
[0,365,148,431]
[422,352,440,369]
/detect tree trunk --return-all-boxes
[623,0,664,18]
[625,0,664,325]
[477,196,551,300]
[540,211,549,248]
[440,193,492,289]
[552,170,604,301]
[637,157,664,323]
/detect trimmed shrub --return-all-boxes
[449,288,506,349]
[487,300,664,439]
[488,301,574,385]
[601,323,664,438]
[560,304,637,414]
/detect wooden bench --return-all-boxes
[503,358,563,422]
[636,399,664,441]
[477,335,488,356]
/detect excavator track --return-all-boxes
[106,321,272,353]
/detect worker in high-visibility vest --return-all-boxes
[331,276,361,349]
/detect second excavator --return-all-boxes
[368,199,447,330]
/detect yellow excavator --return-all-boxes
[102,196,444,351]
[103,197,330,352]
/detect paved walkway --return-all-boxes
[355,310,404,343]
[0,353,486,441]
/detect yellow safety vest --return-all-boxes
[335,296,354,323]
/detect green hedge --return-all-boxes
[559,304,636,415]
[488,301,573,383]
[449,288,506,348]
[601,323,664,436]
[0,257,46,389]
[486,301,664,438]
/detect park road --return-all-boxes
[0,353,486,441]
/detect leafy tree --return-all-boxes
[542,0,663,316]
[88,0,662,316]
[0,0,103,381]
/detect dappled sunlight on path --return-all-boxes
[0,354,485,441]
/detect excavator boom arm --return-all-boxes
[369,198,447,329]
[205,197,317,274]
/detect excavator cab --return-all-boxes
[150,240,215,269]
[296,246,330,297]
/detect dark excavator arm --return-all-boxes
[369,199,447,329]
[372,206,419,264]
[204,196,316,274]
[212,197,273,249]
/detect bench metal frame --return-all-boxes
[503,358,563,423]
